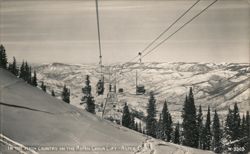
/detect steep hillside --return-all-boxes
[34,62,250,120]
[0,69,213,154]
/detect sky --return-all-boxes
[0,0,249,64]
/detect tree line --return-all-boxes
[121,88,250,153]
[1,44,95,112]
[0,44,71,104]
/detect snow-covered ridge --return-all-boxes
[34,62,250,120]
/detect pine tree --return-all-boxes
[232,103,241,143]
[212,109,222,153]
[0,44,8,69]
[138,122,142,133]
[19,61,31,82]
[51,90,55,97]
[130,115,135,130]
[27,66,32,84]
[240,114,246,137]
[82,75,91,96]
[134,122,138,131]
[203,106,212,150]
[146,91,157,138]
[41,81,47,92]
[122,103,131,128]
[61,85,70,103]
[223,104,242,150]
[161,101,173,142]
[197,105,203,149]
[182,87,199,148]
[8,62,12,71]
[168,114,173,141]
[173,122,180,144]
[19,61,25,79]
[239,114,247,150]
[10,57,18,76]
[156,114,164,139]
[224,108,234,149]
[24,61,29,81]
[245,111,250,152]
[32,70,38,86]
[86,96,95,113]
[0,45,2,68]
[82,75,95,114]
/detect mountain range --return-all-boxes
[34,62,250,121]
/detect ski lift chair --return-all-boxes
[136,84,146,95]
[96,79,104,95]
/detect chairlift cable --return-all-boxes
[95,0,103,72]
[115,0,218,83]
[126,0,202,63]
[95,0,105,96]
[140,0,202,54]
[141,0,218,59]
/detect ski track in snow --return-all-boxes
[0,134,38,154]
[0,102,54,115]
[0,79,55,115]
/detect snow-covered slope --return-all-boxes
[0,69,213,154]
[34,62,250,120]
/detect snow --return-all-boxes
[0,69,213,154]
[135,138,214,154]
[34,62,249,123]
[0,134,38,154]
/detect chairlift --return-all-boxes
[136,84,146,95]
[118,88,124,93]
[135,52,146,95]
[96,77,104,95]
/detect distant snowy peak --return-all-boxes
[119,62,249,72]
